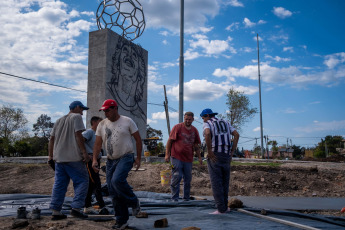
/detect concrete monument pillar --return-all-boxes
[87,29,147,140]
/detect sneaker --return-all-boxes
[112,222,128,229]
[70,209,88,218]
[51,214,67,220]
[99,207,109,215]
[83,207,98,214]
[132,199,141,217]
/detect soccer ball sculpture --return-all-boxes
[96,0,145,41]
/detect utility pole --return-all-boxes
[257,34,264,158]
[163,85,171,135]
[178,0,184,123]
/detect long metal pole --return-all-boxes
[163,85,171,135]
[257,34,264,158]
[178,0,184,123]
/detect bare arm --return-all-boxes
[231,130,240,157]
[204,128,216,162]
[48,136,55,161]
[92,136,103,172]
[75,130,89,163]
[165,139,173,162]
[194,143,202,165]
[132,131,142,171]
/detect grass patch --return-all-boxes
[231,161,282,167]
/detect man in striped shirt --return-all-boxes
[200,108,240,214]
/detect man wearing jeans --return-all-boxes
[200,108,239,214]
[92,99,142,230]
[165,112,202,202]
[49,101,90,220]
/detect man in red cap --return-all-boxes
[92,99,142,230]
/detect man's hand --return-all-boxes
[207,151,217,163]
[133,158,141,171]
[92,160,100,173]
[83,153,90,163]
[165,154,170,163]
[48,159,55,171]
[198,156,203,166]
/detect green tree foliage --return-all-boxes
[291,145,304,159]
[315,135,343,158]
[225,88,257,132]
[268,140,278,158]
[0,105,28,140]
[33,114,54,139]
[146,124,163,138]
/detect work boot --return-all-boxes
[70,208,88,218]
[112,222,128,230]
[83,207,98,214]
[132,199,141,217]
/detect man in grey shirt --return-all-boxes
[49,101,90,220]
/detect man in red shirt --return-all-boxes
[165,112,202,201]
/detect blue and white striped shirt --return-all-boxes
[203,117,236,155]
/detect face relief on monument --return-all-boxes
[107,36,146,123]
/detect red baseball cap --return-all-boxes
[99,99,118,111]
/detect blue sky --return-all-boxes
[0,0,344,151]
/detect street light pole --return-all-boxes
[257,34,264,158]
[178,0,184,123]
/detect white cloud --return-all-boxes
[294,120,345,133]
[142,0,219,34]
[225,0,244,7]
[152,111,179,120]
[184,49,201,60]
[283,47,294,52]
[225,22,239,31]
[189,35,236,57]
[253,127,263,132]
[309,101,321,105]
[167,79,230,101]
[243,18,255,28]
[212,59,345,88]
[324,52,345,69]
[162,39,168,45]
[243,18,266,28]
[265,55,291,62]
[283,108,298,114]
[273,7,293,19]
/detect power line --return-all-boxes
[0,71,87,93]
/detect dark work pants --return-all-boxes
[85,158,105,208]
[207,152,231,213]
[106,153,138,225]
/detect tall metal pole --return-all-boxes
[257,34,264,158]
[163,85,171,135]
[178,0,184,123]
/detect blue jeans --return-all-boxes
[50,161,89,211]
[207,152,231,213]
[170,157,192,200]
[106,153,138,225]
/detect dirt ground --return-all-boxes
[0,160,345,229]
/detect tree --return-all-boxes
[225,88,257,132]
[33,114,54,139]
[268,140,278,158]
[0,105,28,141]
[291,145,303,159]
[146,124,163,138]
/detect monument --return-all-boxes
[87,0,147,139]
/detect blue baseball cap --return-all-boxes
[200,108,218,117]
[69,101,89,110]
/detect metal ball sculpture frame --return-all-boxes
[96,0,145,41]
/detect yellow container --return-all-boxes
[160,169,171,186]
[144,151,150,157]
